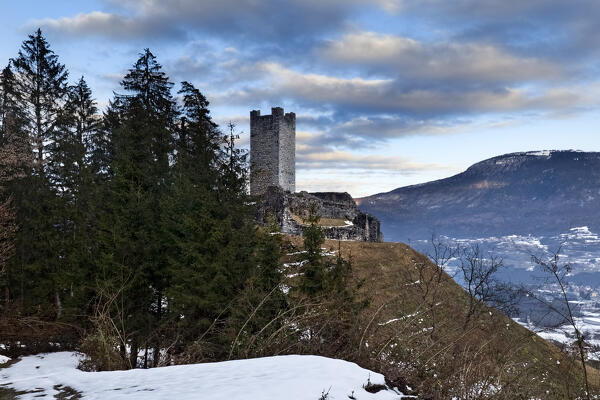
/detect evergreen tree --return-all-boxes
[0,63,33,312]
[226,218,288,358]
[11,28,68,170]
[163,82,257,360]
[96,49,177,367]
[45,77,101,319]
[299,204,327,295]
[6,30,69,317]
[296,207,365,356]
[0,66,18,137]
[0,64,30,182]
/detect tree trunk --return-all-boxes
[55,290,62,319]
[129,338,138,369]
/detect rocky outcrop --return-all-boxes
[256,186,383,242]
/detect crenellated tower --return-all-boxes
[250,107,296,195]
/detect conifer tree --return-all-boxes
[0,67,17,306]
[12,29,68,170]
[0,63,32,311]
[0,66,18,137]
[7,30,68,317]
[228,218,287,357]
[46,77,101,319]
[299,204,327,295]
[97,49,177,367]
[163,82,258,359]
[0,64,30,181]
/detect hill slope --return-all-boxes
[284,237,591,398]
[357,150,600,241]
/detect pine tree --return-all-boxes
[11,29,68,171]
[0,66,19,137]
[45,77,101,319]
[6,30,69,317]
[299,204,327,295]
[0,63,33,312]
[96,49,177,367]
[296,208,365,356]
[0,64,30,183]
[163,82,258,360]
[226,218,288,358]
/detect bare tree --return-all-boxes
[459,244,507,324]
[531,248,591,400]
[420,235,459,338]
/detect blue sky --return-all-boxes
[1,0,599,197]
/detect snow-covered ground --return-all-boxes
[517,310,600,360]
[0,352,408,399]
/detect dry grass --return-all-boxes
[289,213,349,227]
[284,236,597,399]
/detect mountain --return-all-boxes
[357,150,600,242]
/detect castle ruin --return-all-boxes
[250,107,383,242]
[250,107,296,196]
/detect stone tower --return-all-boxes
[250,107,296,195]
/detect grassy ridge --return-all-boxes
[286,237,594,399]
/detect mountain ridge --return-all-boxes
[357,150,600,241]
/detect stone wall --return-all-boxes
[256,186,383,242]
[279,110,296,193]
[250,107,295,196]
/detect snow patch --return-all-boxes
[0,352,405,399]
[526,150,552,157]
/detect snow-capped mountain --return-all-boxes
[358,150,600,242]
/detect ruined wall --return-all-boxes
[249,107,380,241]
[256,186,383,242]
[250,107,295,196]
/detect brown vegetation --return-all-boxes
[282,236,596,399]
[290,212,349,227]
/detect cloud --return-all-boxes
[222,62,586,117]
[26,0,600,160]
[394,0,600,64]
[202,55,595,149]
[33,11,183,40]
[294,128,449,173]
[32,0,389,43]
[324,116,461,142]
[320,32,560,84]
[296,147,444,172]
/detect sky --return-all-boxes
[1,0,599,197]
